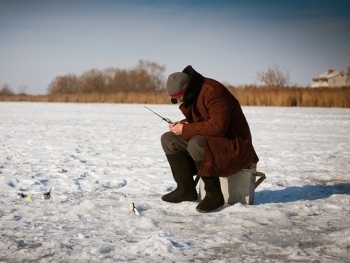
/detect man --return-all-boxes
[161,65,259,213]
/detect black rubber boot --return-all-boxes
[196,176,225,213]
[162,153,198,203]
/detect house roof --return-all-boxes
[313,69,343,80]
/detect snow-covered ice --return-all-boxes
[0,102,349,262]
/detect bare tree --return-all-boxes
[135,60,166,91]
[110,69,133,92]
[0,83,15,95]
[78,69,106,93]
[257,64,290,87]
[18,85,27,95]
[48,75,79,94]
[109,60,166,92]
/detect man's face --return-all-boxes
[171,94,183,104]
[176,95,183,103]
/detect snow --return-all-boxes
[0,102,349,262]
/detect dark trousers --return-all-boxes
[161,132,205,161]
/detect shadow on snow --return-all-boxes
[254,183,350,204]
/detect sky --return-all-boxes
[1,0,350,95]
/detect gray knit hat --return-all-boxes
[166,72,190,103]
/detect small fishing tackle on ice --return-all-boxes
[124,195,140,216]
[18,193,32,200]
[43,188,52,200]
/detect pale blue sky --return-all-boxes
[1,0,349,94]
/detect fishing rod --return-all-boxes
[144,106,173,124]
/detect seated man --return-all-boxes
[161,65,259,213]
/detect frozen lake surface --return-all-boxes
[0,102,349,262]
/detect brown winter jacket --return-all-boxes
[179,66,259,177]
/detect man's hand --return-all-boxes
[169,121,184,135]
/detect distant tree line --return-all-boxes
[48,60,166,94]
[0,62,292,96]
[2,61,350,96]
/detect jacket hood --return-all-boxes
[181,65,205,108]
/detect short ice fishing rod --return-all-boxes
[144,106,173,124]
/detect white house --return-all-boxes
[311,69,350,88]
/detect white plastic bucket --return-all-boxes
[199,165,265,205]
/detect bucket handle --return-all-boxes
[255,171,266,189]
[195,171,266,188]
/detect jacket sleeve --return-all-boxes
[182,85,235,140]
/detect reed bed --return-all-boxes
[1,86,349,107]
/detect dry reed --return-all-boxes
[1,87,349,107]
